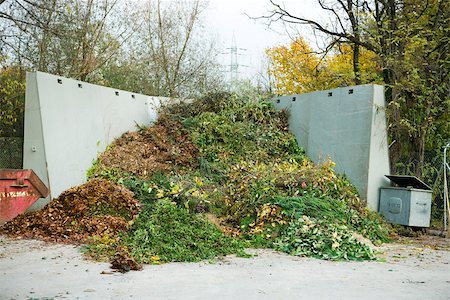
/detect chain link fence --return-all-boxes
[392,152,441,183]
[428,153,450,230]
[0,137,23,169]
[393,150,449,229]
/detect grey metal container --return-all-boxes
[379,175,432,227]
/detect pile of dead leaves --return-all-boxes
[110,246,143,272]
[0,179,140,243]
[92,114,198,178]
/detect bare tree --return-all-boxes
[136,0,222,97]
[1,0,224,97]
[0,0,135,81]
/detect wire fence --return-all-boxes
[0,137,23,169]
[427,153,450,230]
[392,151,442,185]
[392,150,449,229]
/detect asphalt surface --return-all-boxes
[1,236,449,300]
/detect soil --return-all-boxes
[0,179,140,244]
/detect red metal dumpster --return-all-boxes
[0,169,49,224]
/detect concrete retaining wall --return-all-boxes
[24,72,160,210]
[273,85,390,210]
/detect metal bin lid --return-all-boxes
[385,175,431,190]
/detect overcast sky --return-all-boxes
[203,0,323,82]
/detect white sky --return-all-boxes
[203,0,324,82]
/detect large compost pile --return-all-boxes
[1,92,391,270]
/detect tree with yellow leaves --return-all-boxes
[266,37,327,95]
[266,37,382,95]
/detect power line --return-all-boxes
[224,34,248,89]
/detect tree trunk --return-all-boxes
[353,43,361,85]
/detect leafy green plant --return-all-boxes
[274,216,375,261]
[83,233,121,262]
[273,195,352,223]
[124,200,247,263]
[86,162,125,182]
[273,195,390,244]
[186,100,304,168]
[118,176,156,206]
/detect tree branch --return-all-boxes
[262,0,377,52]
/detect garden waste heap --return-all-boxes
[0,93,391,271]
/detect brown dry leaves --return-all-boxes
[0,179,140,244]
[96,114,198,178]
[110,246,143,272]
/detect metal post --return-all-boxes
[443,142,450,231]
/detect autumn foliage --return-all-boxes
[266,37,382,95]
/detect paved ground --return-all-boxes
[0,235,449,300]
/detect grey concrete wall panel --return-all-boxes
[23,73,50,206]
[367,86,391,211]
[274,85,390,210]
[24,72,160,210]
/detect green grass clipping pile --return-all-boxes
[62,93,393,270]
